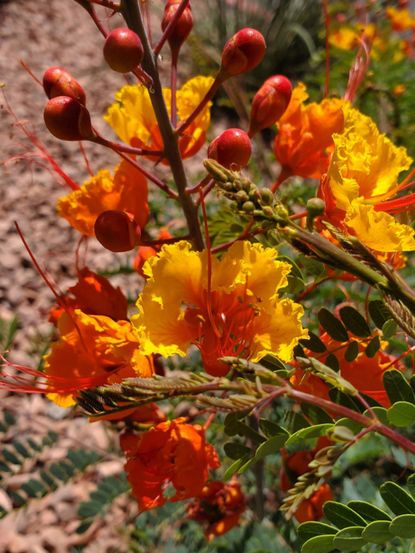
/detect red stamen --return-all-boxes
[2,91,79,190]
[199,191,221,339]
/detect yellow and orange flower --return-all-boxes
[273,83,345,183]
[44,309,153,407]
[57,160,149,236]
[49,267,128,324]
[105,76,214,160]
[386,6,415,32]
[187,480,245,541]
[132,241,308,376]
[120,419,220,511]
[320,104,415,252]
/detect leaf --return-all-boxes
[285,424,333,448]
[2,449,21,465]
[318,308,349,342]
[339,306,371,338]
[380,482,415,515]
[334,418,363,434]
[301,535,335,553]
[224,442,252,460]
[254,435,288,460]
[384,370,415,404]
[224,458,246,480]
[323,501,366,528]
[300,331,327,353]
[347,501,391,522]
[365,336,381,358]
[369,300,392,329]
[298,521,337,540]
[382,319,397,339]
[325,353,340,372]
[362,520,392,544]
[224,414,264,444]
[363,406,388,425]
[78,501,102,518]
[387,401,415,427]
[258,420,289,438]
[301,403,333,424]
[389,514,415,538]
[344,341,359,362]
[333,526,365,551]
[407,474,415,499]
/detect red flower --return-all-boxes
[187,480,245,540]
[120,418,220,511]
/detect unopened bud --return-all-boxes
[307,197,326,217]
[248,75,292,136]
[44,96,94,141]
[103,28,144,73]
[208,128,252,169]
[43,67,86,104]
[161,1,193,53]
[94,210,141,252]
[262,205,275,218]
[235,190,249,203]
[259,188,274,205]
[220,28,266,77]
[242,201,255,213]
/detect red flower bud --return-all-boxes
[44,96,94,141]
[220,28,266,77]
[42,66,86,105]
[94,210,141,252]
[248,75,292,136]
[208,128,252,169]
[161,1,193,53]
[103,28,144,73]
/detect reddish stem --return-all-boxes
[176,75,224,137]
[114,149,178,200]
[171,49,179,127]
[154,0,190,56]
[92,134,163,158]
[79,141,93,176]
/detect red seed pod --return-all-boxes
[248,75,292,136]
[42,66,86,105]
[94,210,141,253]
[208,128,252,169]
[161,1,193,54]
[220,28,266,77]
[44,96,94,141]
[103,28,144,73]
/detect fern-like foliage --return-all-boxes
[298,475,415,552]
[0,428,101,520]
[76,472,130,533]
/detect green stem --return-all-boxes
[121,0,204,250]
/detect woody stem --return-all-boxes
[121,0,204,250]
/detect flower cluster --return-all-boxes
[4,0,415,546]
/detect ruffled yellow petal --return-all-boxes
[104,83,157,146]
[327,106,412,211]
[211,241,291,300]
[141,241,206,308]
[176,75,214,128]
[345,200,415,252]
[251,298,308,362]
[46,393,76,408]
[132,241,205,356]
[57,160,148,235]
[104,76,214,158]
